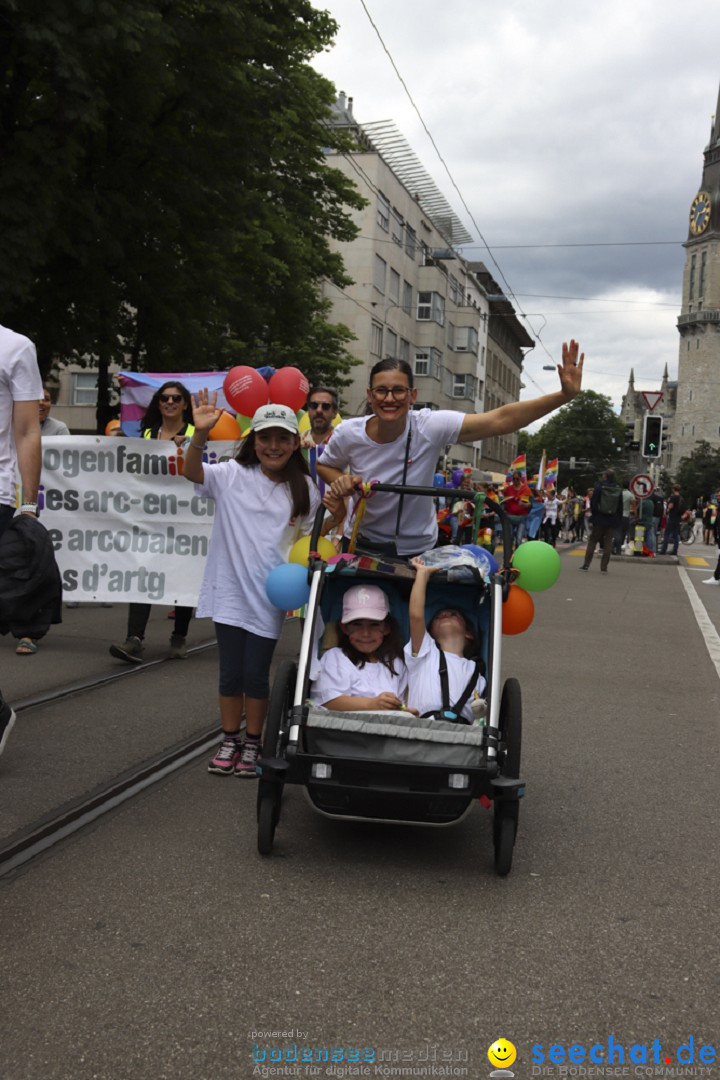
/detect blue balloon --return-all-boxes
[462,544,499,576]
[433,472,446,488]
[266,562,310,610]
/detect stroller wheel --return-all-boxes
[263,659,297,759]
[257,795,278,856]
[493,809,516,876]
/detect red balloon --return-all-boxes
[268,367,310,413]
[223,366,269,417]
[501,585,535,635]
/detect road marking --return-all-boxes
[684,556,709,566]
[569,549,585,558]
[679,566,720,681]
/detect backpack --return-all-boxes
[598,483,621,515]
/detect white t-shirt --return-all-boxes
[0,325,42,507]
[194,461,321,639]
[404,631,486,723]
[310,646,408,707]
[319,409,464,555]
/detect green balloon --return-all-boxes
[511,540,561,592]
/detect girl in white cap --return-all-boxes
[184,392,321,777]
[310,583,407,711]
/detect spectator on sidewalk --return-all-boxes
[703,488,720,585]
[660,485,685,556]
[580,470,623,573]
[39,385,70,436]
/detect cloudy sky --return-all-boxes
[312,0,720,412]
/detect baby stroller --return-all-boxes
[256,484,524,876]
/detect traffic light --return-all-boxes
[661,422,669,454]
[642,414,663,458]
[624,419,641,450]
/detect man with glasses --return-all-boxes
[300,386,339,494]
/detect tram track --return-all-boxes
[0,639,221,878]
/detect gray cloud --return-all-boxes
[314,0,720,407]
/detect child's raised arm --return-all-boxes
[409,558,440,654]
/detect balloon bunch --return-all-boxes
[207,364,311,442]
[265,535,336,610]
[501,541,561,635]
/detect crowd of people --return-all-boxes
[4,324,718,778]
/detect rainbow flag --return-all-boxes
[506,453,527,482]
[545,457,559,488]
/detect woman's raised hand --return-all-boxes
[192,389,222,433]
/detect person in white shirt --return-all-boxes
[183,397,321,778]
[318,345,584,558]
[404,560,486,724]
[0,324,42,746]
[310,584,407,711]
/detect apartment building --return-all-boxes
[322,94,531,472]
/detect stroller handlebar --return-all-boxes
[308,482,515,580]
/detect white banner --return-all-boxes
[37,436,234,605]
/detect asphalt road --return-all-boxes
[2,544,720,1080]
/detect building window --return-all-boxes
[446,321,456,350]
[389,268,400,305]
[413,401,438,411]
[391,210,403,246]
[72,372,98,405]
[373,254,386,294]
[449,275,461,306]
[455,326,478,353]
[405,226,416,260]
[417,291,445,325]
[414,348,442,379]
[402,280,413,314]
[371,322,383,357]
[689,254,696,300]
[385,329,397,359]
[699,250,707,297]
[399,338,410,363]
[377,192,390,231]
[452,374,477,399]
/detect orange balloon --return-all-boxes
[501,584,535,635]
[208,410,242,441]
[105,420,121,435]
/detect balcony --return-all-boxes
[677,309,720,330]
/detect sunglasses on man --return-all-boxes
[308,401,334,411]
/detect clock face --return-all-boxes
[690,191,711,235]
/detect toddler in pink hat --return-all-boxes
[311,584,408,711]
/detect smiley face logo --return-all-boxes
[488,1040,517,1069]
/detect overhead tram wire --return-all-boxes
[356,0,558,369]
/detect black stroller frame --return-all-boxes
[256,484,525,875]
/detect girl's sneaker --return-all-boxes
[235,738,262,778]
[208,736,241,775]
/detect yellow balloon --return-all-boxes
[298,411,342,434]
[289,535,336,566]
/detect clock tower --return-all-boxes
[672,83,720,471]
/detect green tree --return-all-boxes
[674,441,720,506]
[0,0,364,428]
[517,390,626,493]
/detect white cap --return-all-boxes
[251,404,299,435]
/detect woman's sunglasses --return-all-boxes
[159,393,183,403]
[308,401,333,411]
